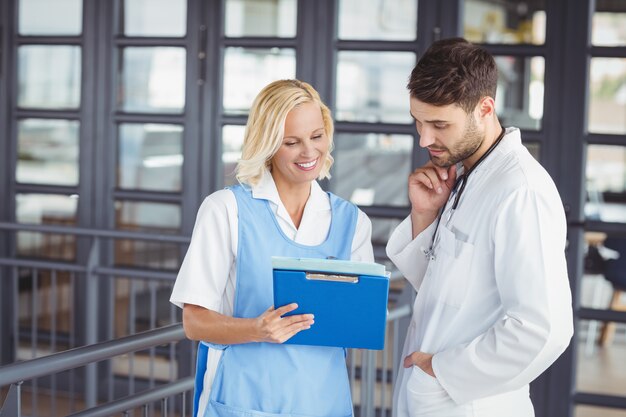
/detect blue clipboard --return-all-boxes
[272,257,390,350]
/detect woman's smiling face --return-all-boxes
[270,102,330,188]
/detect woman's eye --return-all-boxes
[285,142,297,147]
[312,135,322,140]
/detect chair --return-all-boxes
[598,237,626,346]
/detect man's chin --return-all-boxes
[429,155,454,168]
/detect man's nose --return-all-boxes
[418,127,435,148]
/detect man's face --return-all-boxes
[409,97,485,168]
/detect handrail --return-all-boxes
[0,256,178,280]
[0,257,88,272]
[0,221,190,243]
[0,324,186,386]
[65,377,194,417]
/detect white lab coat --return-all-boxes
[170,171,374,416]
[386,128,573,417]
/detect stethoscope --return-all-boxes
[425,127,506,261]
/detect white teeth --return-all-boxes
[297,160,317,168]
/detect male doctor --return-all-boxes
[386,38,573,417]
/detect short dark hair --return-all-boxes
[407,37,498,113]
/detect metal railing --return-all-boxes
[0,324,192,417]
[0,221,413,417]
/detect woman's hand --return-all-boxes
[253,303,314,343]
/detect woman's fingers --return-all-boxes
[273,319,314,343]
[257,304,314,343]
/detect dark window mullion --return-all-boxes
[223,37,296,48]
[587,133,626,146]
[335,121,414,136]
[113,37,187,48]
[14,183,78,196]
[16,36,82,46]
[114,113,185,124]
[220,114,247,125]
[15,109,80,119]
[518,129,545,142]
[479,43,546,57]
[112,189,182,204]
[200,0,224,195]
[590,45,626,58]
[585,219,626,235]
[336,40,420,52]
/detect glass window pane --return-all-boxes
[115,201,181,270]
[116,201,180,232]
[576,319,626,397]
[16,194,78,261]
[223,47,296,114]
[19,0,82,35]
[463,0,545,45]
[331,133,413,207]
[585,145,626,223]
[494,56,544,131]
[222,125,245,187]
[18,46,81,109]
[588,58,626,135]
[336,51,415,124]
[112,277,177,338]
[575,406,626,417]
[225,0,296,37]
[371,218,402,247]
[119,47,186,113]
[592,0,626,46]
[122,0,186,37]
[338,0,416,41]
[17,119,79,186]
[118,123,183,192]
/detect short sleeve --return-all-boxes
[351,209,375,263]
[169,190,237,311]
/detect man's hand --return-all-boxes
[404,351,436,378]
[408,162,457,214]
[408,162,457,238]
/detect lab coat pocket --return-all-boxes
[432,226,474,308]
[406,366,458,417]
[406,365,444,395]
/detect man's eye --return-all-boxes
[434,124,447,129]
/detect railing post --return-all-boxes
[85,238,100,407]
[0,382,22,417]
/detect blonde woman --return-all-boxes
[170,79,374,417]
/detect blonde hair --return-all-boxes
[235,79,334,186]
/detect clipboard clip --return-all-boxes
[305,272,359,284]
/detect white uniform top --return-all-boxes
[170,171,374,416]
[386,128,573,417]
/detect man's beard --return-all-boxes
[429,117,485,168]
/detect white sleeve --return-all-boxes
[169,190,237,311]
[432,187,574,404]
[385,216,437,291]
[351,209,375,263]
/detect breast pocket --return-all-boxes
[429,225,474,308]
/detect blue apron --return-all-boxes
[193,184,358,417]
